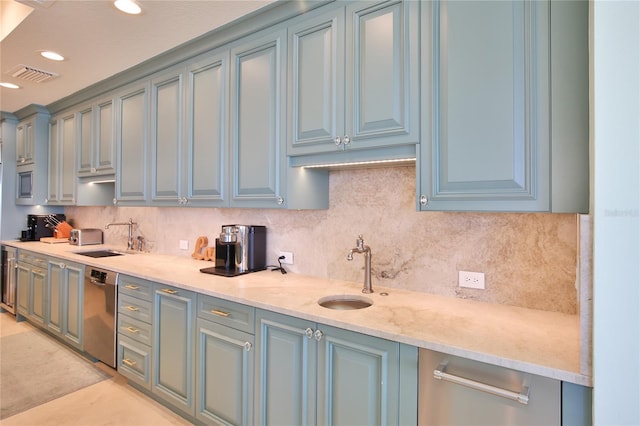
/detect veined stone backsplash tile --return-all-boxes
[65,166,578,314]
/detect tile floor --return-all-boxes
[0,312,193,426]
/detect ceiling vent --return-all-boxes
[9,64,58,83]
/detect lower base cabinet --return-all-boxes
[47,258,84,349]
[254,309,418,426]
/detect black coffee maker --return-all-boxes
[20,214,66,241]
[200,225,266,277]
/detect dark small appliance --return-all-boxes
[200,225,266,277]
[20,214,66,241]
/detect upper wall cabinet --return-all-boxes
[287,0,419,166]
[229,26,329,209]
[115,81,150,205]
[418,0,589,212]
[47,111,77,205]
[77,96,116,179]
[15,109,50,205]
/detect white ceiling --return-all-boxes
[0,0,276,114]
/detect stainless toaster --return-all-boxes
[69,228,103,246]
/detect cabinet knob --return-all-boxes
[304,327,314,339]
[113,198,118,205]
[59,262,65,269]
[334,136,342,146]
[276,196,284,205]
[420,195,428,206]
[90,167,97,173]
[343,135,350,145]
[244,341,253,352]
[313,329,324,341]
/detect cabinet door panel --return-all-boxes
[60,114,76,202]
[196,319,254,425]
[317,325,400,426]
[346,0,419,146]
[47,120,60,202]
[151,72,183,202]
[16,264,29,316]
[154,287,195,415]
[48,262,63,334]
[96,99,116,173]
[78,106,93,174]
[230,29,286,207]
[186,54,227,205]
[288,9,344,154]
[117,83,149,202]
[254,311,316,426]
[64,263,83,346]
[31,268,47,325]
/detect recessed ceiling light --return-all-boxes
[0,82,20,89]
[40,51,65,61]
[114,0,141,15]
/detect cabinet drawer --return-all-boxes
[18,251,48,268]
[118,294,152,324]
[117,334,152,390]
[118,275,154,301]
[118,314,152,346]
[197,294,255,334]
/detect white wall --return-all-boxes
[592,1,640,424]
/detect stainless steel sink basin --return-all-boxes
[318,295,373,310]
[75,250,125,258]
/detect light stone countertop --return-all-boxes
[3,240,592,387]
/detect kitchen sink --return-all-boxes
[75,250,125,258]
[318,295,373,310]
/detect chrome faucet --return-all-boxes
[347,234,373,294]
[105,218,137,251]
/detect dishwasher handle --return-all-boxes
[434,361,530,405]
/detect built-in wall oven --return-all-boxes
[1,245,17,314]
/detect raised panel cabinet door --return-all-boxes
[47,119,60,202]
[254,310,317,426]
[151,69,184,204]
[185,52,228,206]
[153,286,195,416]
[229,28,286,208]
[287,8,345,155]
[116,82,149,203]
[47,260,63,335]
[96,98,116,174]
[60,113,77,203]
[77,105,94,174]
[16,263,30,316]
[16,120,33,164]
[63,262,84,347]
[316,325,400,426]
[30,266,47,326]
[345,0,419,147]
[196,318,254,426]
[419,0,550,211]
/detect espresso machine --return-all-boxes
[200,225,266,277]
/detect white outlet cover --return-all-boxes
[459,270,485,289]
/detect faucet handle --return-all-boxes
[356,234,364,249]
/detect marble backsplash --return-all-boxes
[65,166,578,314]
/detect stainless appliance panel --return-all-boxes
[83,266,118,368]
[1,246,17,314]
[419,348,560,425]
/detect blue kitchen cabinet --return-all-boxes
[152,284,196,417]
[228,26,328,210]
[47,257,84,349]
[115,81,150,205]
[117,275,154,390]
[77,96,116,178]
[16,118,34,165]
[47,111,77,205]
[15,250,48,327]
[255,309,418,425]
[288,0,420,165]
[183,50,228,207]
[418,0,589,212]
[15,108,50,205]
[196,318,254,425]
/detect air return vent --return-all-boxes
[10,64,58,83]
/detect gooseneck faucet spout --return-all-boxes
[347,234,373,294]
[105,218,137,251]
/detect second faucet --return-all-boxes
[347,234,373,294]
[105,218,137,251]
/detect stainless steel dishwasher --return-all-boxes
[419,348,560,425]
[83,266,118,368]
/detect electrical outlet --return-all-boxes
[179,240,189,250]
[459,271,485,289]
[279,251,294,265]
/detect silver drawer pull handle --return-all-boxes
[433,362,530,405]
[125,284,139,290]
[211,309,230,317]
[125,306,139,312]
